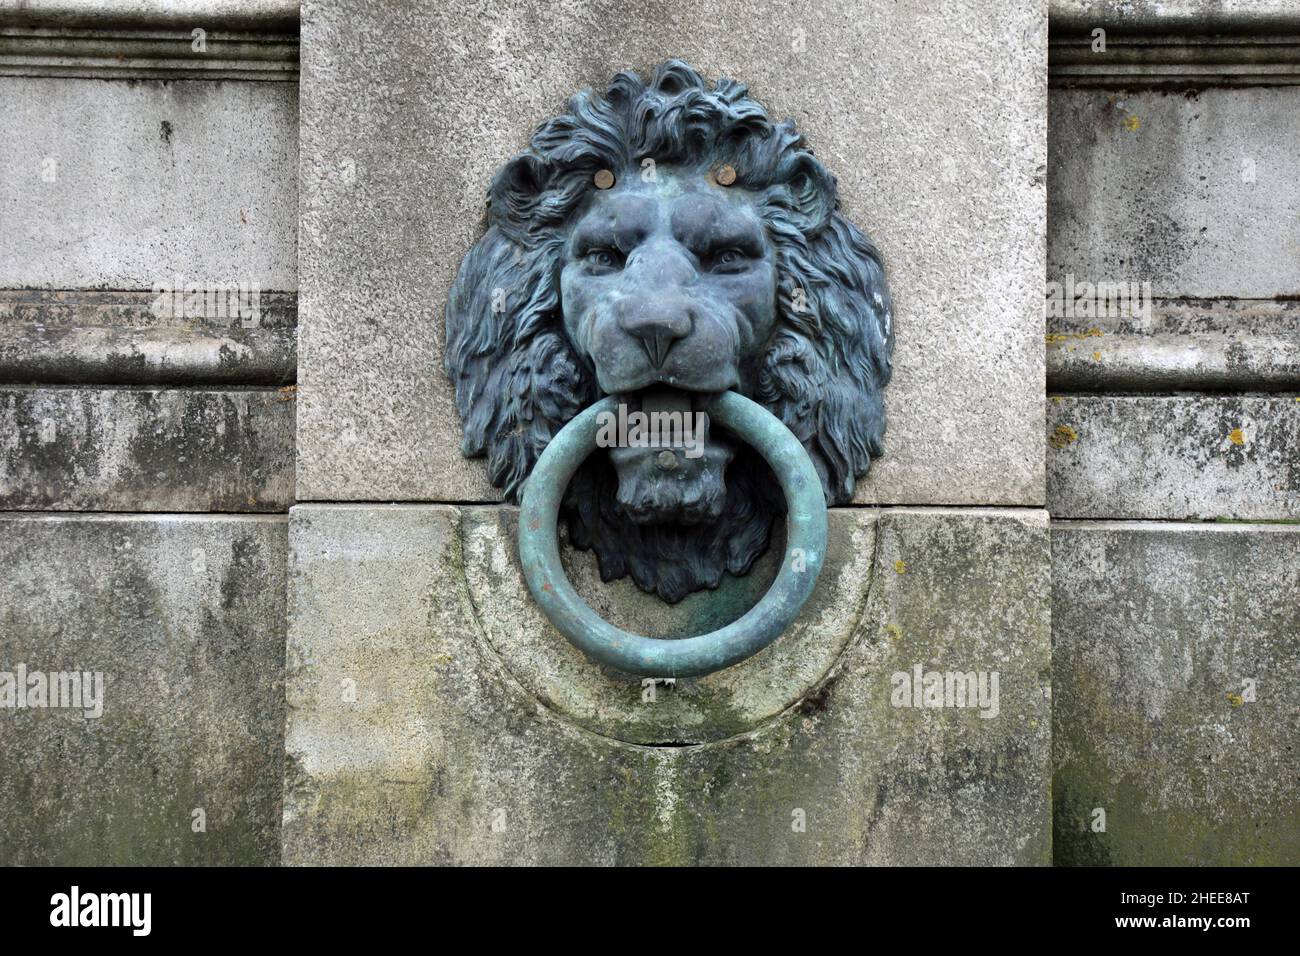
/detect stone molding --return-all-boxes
[0,1,298,80]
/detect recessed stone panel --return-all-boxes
[1048,86,1300,299]
[0,76,298,290]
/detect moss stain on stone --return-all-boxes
[1050,424,1080,449]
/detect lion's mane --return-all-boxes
[446,60,894,602]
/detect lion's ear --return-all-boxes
[444,227,591,500]
[759,211,894,504]
[782,155,836,233]
[752,126,837,233]
[487,153,554,239]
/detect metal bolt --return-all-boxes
[715,164,737,186]
[656,450,679,471]
[594,169,616,189]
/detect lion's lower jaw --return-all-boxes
[563,450,785,604]
[614,481,727,525]
[608,442,734,526]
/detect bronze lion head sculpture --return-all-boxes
[446,60,893,603]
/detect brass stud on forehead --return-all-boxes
[714,164,737,186]
[593,169,616,190]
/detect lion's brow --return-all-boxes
[570,211,647,254]
[672,208,765,257]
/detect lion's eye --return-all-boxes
[710,248,749,272]
[585,248,622,271]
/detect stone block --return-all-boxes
[295,0,1047,507]
[283,504,1051,865]
[2,0,299,32]
[1050,0,1300,34]
[1049,86,1300,298]
[1052,522,1300,865]
[0,513,288,865]
[0,76,298,289]
[0,386,296,512]
[1047,395,1300,520]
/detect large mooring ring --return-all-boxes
[518,391,828,678]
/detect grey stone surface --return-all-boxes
[283,504,1051,865]
[1047,300,1300,391]
[0,513,287,865]
[296,0,1047,507]
[1047,395,1299,519]
[0,289,297,386]
[1049,86,1300,298]
[0,76,298,289]
[0,0,299,30]
[1052,522,1300,866]
[1050,0,1300,34]
[0,386,296,512]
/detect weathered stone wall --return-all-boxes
[1047,1,1299,865]
[0,0,298,864]
[2,0,1294,868]
[0,514,287,865]
[1052,522,1299,865]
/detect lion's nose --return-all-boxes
[620,308,692,368]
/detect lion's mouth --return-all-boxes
[603,386,736,525]
[609,385,725,415]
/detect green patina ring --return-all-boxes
[518,391,828,678]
